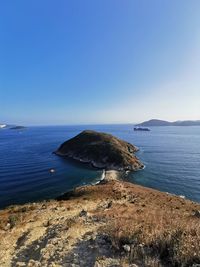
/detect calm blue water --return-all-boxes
[0,125,200,209]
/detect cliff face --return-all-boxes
[55,130,143,171]
[0,177,200,267]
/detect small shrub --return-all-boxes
[8,214,19,228]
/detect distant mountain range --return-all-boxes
[136,119,200,127]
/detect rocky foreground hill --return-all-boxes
[55,130,143,171]
[0,171,200,267]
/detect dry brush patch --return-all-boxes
[0,180,200,267]
[101,205,200,266]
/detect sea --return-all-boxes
[0,124,200,209]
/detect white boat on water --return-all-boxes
[0,124,6,128]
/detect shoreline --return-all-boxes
[0,163,191,211]
[55,152,144,171]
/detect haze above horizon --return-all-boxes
[1,1,200,125]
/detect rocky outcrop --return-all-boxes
[54,130,143,171]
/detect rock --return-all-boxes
[123,244,131,252]
[101,201,113,209]
[107,201,112,209]
[54,130,143,171]
[16,262,26,267]
[41,204,47,209]
[129,198,137,204]
[5,223,11,230]
[27,260,41,267]
[193,210,200,218]
[79,209,87,217]
[43,219,53,227]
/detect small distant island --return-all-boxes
[0,123,27,130]
[136,119,200,127]
[10,126,26,130]
[55,130,144,171]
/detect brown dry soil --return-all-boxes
[0,172,200,267]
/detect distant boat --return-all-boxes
[134,127,150,131]
[0,124,6,129]
[49,168,55,173]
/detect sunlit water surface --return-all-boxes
[0,125,200,208]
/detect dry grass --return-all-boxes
[102,204,200,266]
[56,180,200,266]
[57,179,200,266]
[0,180,200,266]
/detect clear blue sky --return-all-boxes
[0,0,200,125]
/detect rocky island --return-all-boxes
[54,130,144,171]
[136,119,200,127]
